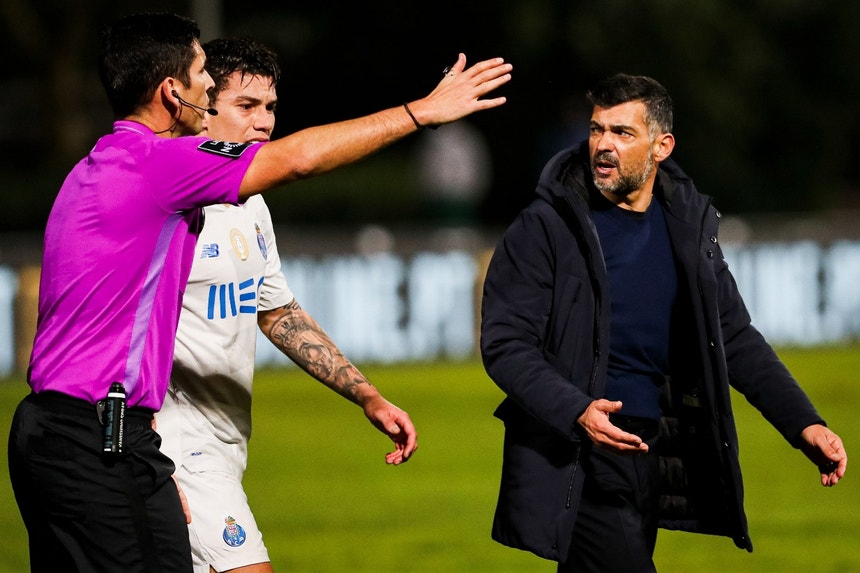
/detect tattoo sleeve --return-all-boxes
[261,300,372,402]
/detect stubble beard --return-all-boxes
[592,152,655,198]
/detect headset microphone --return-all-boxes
[171,90,218,116]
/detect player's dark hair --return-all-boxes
[98,12,201,118]
[586,73,673,136]
[203,37,281,102]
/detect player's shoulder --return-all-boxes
[241,194,274,220]
[242,194,267,208]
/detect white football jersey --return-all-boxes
[158,195,293,466]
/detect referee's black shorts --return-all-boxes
[8,390,192,572]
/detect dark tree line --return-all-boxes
[1,0,858,232]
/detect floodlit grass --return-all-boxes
[1,346,857,572]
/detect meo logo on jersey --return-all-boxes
[222,515,247,547]
[207,276,264,319]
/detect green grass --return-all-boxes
[1,347,858,572]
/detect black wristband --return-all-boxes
[403,102,439,130]
[403,102,424,130]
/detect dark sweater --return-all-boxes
[592,192,677,419]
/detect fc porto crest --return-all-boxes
[222,515,247,547]
[255,223,268,260]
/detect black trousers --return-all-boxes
[558,415,661,573]
[8,391,192,573]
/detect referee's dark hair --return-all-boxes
[99,12,201,119]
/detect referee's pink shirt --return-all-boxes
[28,120,262,410]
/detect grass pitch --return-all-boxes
[1,347,857,572]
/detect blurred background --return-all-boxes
[3,0,860,232]
[1,4,859,571]
[1,0,860,372]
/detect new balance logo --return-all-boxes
[201,243,220,259]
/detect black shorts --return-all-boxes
[8,391,192,572]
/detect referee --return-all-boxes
[8,12,511,572]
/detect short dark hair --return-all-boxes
[586,73,673,136]
[98,12,201,118]
[202,37,281,101]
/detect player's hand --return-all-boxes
[362,396,418,465]
[407,53,512,127]
[577,399,649,453]
[799,424,847,487]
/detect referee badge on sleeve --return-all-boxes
[198,140,253,158]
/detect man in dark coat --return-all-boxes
[480,73,847,573]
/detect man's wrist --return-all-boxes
[403,101,439,131]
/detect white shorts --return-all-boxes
[172,437,270,573]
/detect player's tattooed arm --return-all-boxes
[259,299,373,403]
[261,301,418,464]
